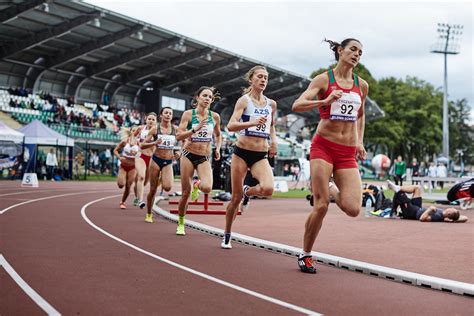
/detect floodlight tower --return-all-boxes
[431,23,463,164]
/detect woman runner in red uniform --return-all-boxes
[113,127,140,209]
[292,38,369,273]
[134,113,157,209]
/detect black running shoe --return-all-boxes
[139,201,146,209]
[242,195,250,206]
[298,255,317,274]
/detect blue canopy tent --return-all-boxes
[18,120,74,178]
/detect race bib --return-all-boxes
[245,114,270,138]
[156,134,176,150]
[191,123,214,142]
[123,147,139,159]
[330,92,361,122]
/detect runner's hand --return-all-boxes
[195,119,207,132]
[324,90,343,105]
[251,116,267,127]
[356,144,366,161]
[268,142,278,158]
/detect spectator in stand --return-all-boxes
[393,155,406,186]
[436,162,448,189]
[67,96,74,107]
[428,162,437,189]
[411,158,420,184]
[103,93,110,106]
[9,98,16,107]
[43,100,52,112]
[419,161,427,177]
[46,148,58,180]
[99,117,106,129]
[283,163,290,177]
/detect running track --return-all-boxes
[1,181,473,315]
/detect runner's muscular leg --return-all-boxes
[303,159,333,253]
[123,169,136,203]
[333,168,362,217]
[196,161,213,194]
[146,161,161,214]
[177,157,194,217]
[117,168,127,188]
[160,164,174,192]
[135,157,147,201]
[225,155,248,232]
[248,159,274,197]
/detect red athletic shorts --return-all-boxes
[140,153,151,167]
[121,164,135,172]
[309,135,357,170]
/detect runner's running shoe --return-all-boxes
[119,202,126,209]
[191,179,200,202]
[145,213,153,223]
[387,180,400,193]
[221,240,232,249]
[138,200,146,209]
[133,197,139,206]
[298,255,317,274]
[176,224,186,236]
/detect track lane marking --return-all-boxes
[0,190,116,215]
[0,254,61,316]
[81,195,321,316]
[0,189,73,197]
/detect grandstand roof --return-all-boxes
[0,0,383,121]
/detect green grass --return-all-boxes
[78,174,117,181]
[272,189,311,198]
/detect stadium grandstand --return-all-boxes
[0,0,384,180]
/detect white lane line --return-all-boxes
[0,190,116,215]
[0,254,61,316]
[81,195,321,316]
[0,189,67,197]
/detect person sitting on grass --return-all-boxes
[387,180,468,223]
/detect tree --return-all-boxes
[366,76,444,161]
[449,98,474,165]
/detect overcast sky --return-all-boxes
[86,0,473,121]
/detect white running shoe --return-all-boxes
[387,180,400,193]
[221,240,232,249]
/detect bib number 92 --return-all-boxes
[340,104,353,115]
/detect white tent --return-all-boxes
[0,119,24,143]
[18,120,74,146]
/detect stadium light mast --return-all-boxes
[430,23,463,165]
